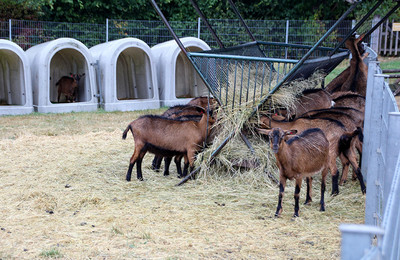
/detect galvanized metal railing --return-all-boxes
[340,61,400,260]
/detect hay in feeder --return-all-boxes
[195,70,327,186]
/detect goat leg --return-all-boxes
[331,170,340,196]
[275,177,286,217]
[136,158,144,181]
[126,162,135,181]
[174,155,183,178]
[343,147,366,194]
[293,178,302,217]
[304,177,313,205]
[163,157,172,176]
[151,155,162,171]
[320,168,329,212]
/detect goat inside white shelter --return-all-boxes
[25,38,98,113]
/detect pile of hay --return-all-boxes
[195,70,326,186]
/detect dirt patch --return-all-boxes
[0,110,365,259]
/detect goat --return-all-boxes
[257,127,330,217]
[325,35,368,96]
[298,108,365,185]
[332,91,366,112]
[187,96,217,110]
[276,89,333,120]
[259,116,366,194]
[56,73,85,103]
[151,104,206,177]
[122,107,215,181]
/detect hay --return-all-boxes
[0,107,364,259]
[195,70,326,185]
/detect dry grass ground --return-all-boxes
[0,109,365,259]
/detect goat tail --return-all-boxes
[338,127,362,153]
[122,125,133,140]
[55,79,60,86]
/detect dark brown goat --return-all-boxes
[278,89,333,120]
[257,127,330,217]
[325,35,368,96]
[56,73,85,103]
[122,107,216,181]
[259,116,366,194]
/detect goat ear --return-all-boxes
[256,128,271,135]
[284,129,297,135]
[194,106,205,114]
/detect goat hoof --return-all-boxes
[320,206,325,212]
[292,213,299,218]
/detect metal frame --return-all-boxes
[149,0,398,185]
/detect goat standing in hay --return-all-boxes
[257,127,330,217]
[151,96,216,177]
[56,73,85,103]
[259,116,366,195]
[122,106,216,181]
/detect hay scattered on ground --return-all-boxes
[0,109,365,259]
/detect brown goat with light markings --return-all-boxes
[257,127,330,217]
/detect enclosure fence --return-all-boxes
[0,18,354,50]
[340,61,400,260]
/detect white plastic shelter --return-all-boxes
[25,38,98,113]
[90,38,160,111]
[0,40,33,116]
[151,37,211,107]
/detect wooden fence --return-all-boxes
[372,17,400,56]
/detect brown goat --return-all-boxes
[257,127,330,217]
[187,96,217,110]
[122,107,216,181]
[259,116,366,194]
[332,91,366,112]
[299,108,364,185]
[56,73,85,103]
[278,88,333,120]
[325,35,368,96]
[151,104,206,177]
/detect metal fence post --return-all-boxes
[370,15,380,54]
[197,17,201,39]
[383,113,400,206]
[9,19,11,41]
[285,20,289,59]
[363,62,384,226]
[106,18,109,42]
[340,224,384,260]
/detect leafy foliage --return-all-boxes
[1,0,400,25]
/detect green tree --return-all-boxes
[0,0,43,20]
